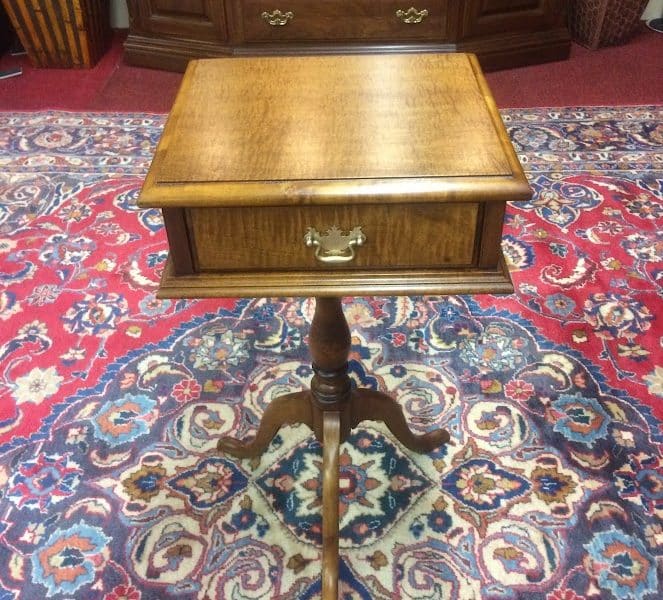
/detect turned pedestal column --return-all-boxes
[217,297,450,599]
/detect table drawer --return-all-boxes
[186,203,479,272]
[240,1,448,43]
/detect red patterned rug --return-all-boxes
[0,108,661,598]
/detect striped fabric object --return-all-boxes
[1,0,110,67]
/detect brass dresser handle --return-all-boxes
[261,9,294,26]
[396,7,429,24]
[304,226,366,264]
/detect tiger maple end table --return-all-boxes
[137,53,531,599]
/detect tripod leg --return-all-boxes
[321,411,340,600]
[351,389,450,453]
[217,391,314,458]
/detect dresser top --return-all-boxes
[140,53,530,207]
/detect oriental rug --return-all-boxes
[0,107,661,599]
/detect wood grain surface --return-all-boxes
[154,53,512,183]
[138,52,531,298]
[188,203,479,271]
[155,257,516,298]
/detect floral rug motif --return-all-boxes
[0,108,662,599]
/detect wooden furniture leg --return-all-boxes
[351,389,451,452]
[218,297,450,599]
[217,391,313,458]
[322,411,341,600]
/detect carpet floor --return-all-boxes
[0,107,661,598]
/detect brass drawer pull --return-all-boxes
[396,7,429,24]
[304,226,366,264]
[261,9,294,26]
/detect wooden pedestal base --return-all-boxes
[217,297,450,599]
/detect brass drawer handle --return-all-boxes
[304,226,366,264]
[261,9,294,26]
[396,7,429,24]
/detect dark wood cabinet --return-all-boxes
[125,0,569,71]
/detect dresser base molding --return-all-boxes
[125,34,569,72]
[123,34,233,72]
[456,28,572,71]
[156,256,514,299]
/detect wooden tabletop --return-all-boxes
[139,53,530,208]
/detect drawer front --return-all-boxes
[240,1,448,43]
[187,203,479,272]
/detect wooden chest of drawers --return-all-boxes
[137,53,531,298]
[239,0,449,42]
[125,0,570,72]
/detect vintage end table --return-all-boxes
[138,53,531,599]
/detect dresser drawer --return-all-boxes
[186,202,479,272]
[239,1,448,43]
